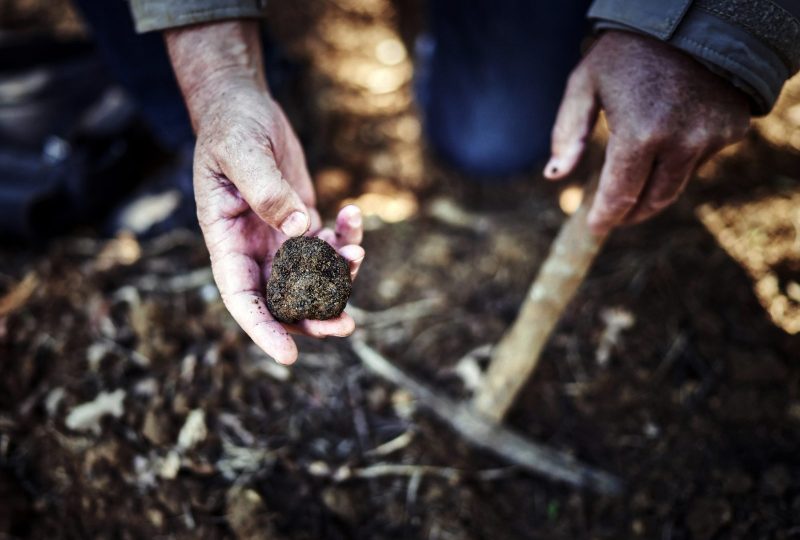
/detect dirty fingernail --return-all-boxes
[280,211,309,237]
[544,157,561,177]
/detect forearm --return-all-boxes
[164,20,267,131]
[587,0,800,115]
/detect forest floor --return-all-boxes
[2,1,800,538]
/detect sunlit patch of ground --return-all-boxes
[270,0,426,191]
[692,75,800,334]
[698,188,800,334]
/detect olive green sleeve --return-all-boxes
[128,0,267,33]
[588,0,800,115]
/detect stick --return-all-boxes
[351,337,623,495]
[473,181,607,423]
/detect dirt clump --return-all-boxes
[266,236,351,323]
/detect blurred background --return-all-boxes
[1,0,800,538]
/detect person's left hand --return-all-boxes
[165,21,365,365]
[544,30,751,234]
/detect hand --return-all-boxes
[165,21,365,364]
[545,30,750,234]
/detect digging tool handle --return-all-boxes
[473,181,606,423]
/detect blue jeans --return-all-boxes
[72,0,193,151]
[419,0,591,176]
[74,0,590,176]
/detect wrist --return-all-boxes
[164,20,268,130]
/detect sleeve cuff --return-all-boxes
[129,0,267,33]
[588,0,791,115]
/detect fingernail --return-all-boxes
[347,213,362,229]
[280,211,309,237]
[544,157,561,177]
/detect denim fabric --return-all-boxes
[81,0,591,178]
[72,0,194,151]
[418,0,591,177]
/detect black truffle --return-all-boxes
[266,236,352,324]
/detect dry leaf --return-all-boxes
[0,273,38,317]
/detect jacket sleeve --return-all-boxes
[128,0,267,33]
[587,0,800,115]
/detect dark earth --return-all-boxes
[2,0,800,539]
[266,236,352,324]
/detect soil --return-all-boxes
[266,236,352,323]
[2,1,800,539]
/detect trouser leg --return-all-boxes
[71,0,193,151]
[418,0,591,177]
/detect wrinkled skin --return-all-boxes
[166,21,364,365]
[545,31,751,234]
[164,22,750,363]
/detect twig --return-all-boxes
[365,430,415,457]
[405,469,423,517]
[330,462,514,483]
[350,336,623,495]
[346,370,371,453]
[134,267,214,293]
[347,297,445,329]
[654,332,688,381]
[473,179,607,422]
[0,272,38,317]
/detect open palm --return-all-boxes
[194,93,364,365]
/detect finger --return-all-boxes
[316,228,337,246]
[308,208,323,235]
[624,151,698,225]
[212,251,299,365]
[313,225,365,280]
[338,244,365,281]
[545,69,599,180]
[334,205,363,247]
[220,142,310,237]
[289,312,356,338]
[588,137,655,235]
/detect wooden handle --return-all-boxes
[472,181,606,422]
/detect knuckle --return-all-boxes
[210,134,239,161]
[600,193,638,216]
[253,189,286,218]
[566,68,588,91]
[683,126,715,148]
[647,193,679,212]
[626,126,663,150]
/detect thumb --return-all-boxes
[544,69,598,180]
[223,143,310,237]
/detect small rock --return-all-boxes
[159,450,181,480]
[177,409,207,451]
[146,508,164,528]
[226,485,283,540]
[86,343,110,371]
[44,387,65,417]
[321,486,360,524]
[65,389,126,434]
[133,378,159,397]
[266,237,351,324]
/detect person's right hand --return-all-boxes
[545,31,750,234]
[166,21,365,364]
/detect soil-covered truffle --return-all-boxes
[266,236,352,324]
